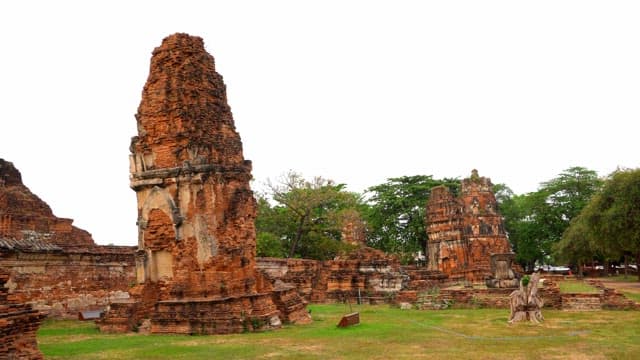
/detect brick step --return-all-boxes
[561,294,602,311]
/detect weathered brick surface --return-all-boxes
[539,278,638,311]
[1,247,135,318]
[0,267,45,359]
[263,253,633,313]
[561,293,602,311]
[257,248,404,304]
[437,288,515,309]
[406,279,561,310]
[100,33,309,334]
[0,159,94,249]
[0,159,137,318]
[257,249,449,305]
[539,279,562,309]
[586,279,639,310]
[426,170,514,282]
[536,278,639,311]
[600,288,640,310]
[394,290,418,304]
[151,294,281,334]
[401,265,448,291]
[258,258,319,300]
[270,284,311,324]
[340,210,367,246]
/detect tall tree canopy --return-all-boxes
[556,168,640,279]
[497,189,548,271]
[256,171,363,260]
[498,167,602,271]
[364,175,459,260]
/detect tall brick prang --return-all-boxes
[99,33,310,334]
[426,170,515,283]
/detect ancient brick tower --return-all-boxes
[99,33,309,334]
[426,170,513,282]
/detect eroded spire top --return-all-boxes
[131,33,244,169]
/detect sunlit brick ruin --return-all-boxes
[0,159,135,318]
[426,169,517,285]
[340,209,367,246]
[0,159,93,249]
[258,210,447,305]
[0,267,45,359]
[98,33,310,334]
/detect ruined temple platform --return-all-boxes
[151,294,280,334]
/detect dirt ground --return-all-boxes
[598,277,640,294]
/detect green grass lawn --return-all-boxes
[558,280,600,294]
[604,274,640,283]
[38,304,640,359]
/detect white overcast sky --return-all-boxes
[1,1,638,246]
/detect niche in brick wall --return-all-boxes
[144,209,175,282]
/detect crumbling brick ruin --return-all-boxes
[99,33,310,335]
[0,159,93,249]
[258,211,448,304]
[426,170,515,283]
[0,159,136,318]
[258,246,449,305]
[259,247,405,304]
[340,210,367,246]
[0,267,45,359]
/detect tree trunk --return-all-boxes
[509,272,544,324]
[289,214,307,258]
[624,254,629,278]
[420,236,428,267]
[577,260,583,278]
[637,251,640,282]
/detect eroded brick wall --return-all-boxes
[0,267,45,359]
[0,158,137,318]
[257,247,447,304]
[0,159,95,249]
[1,246,135,318]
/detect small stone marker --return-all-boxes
[337,312,360,327]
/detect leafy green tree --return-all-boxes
[364,175,459,259]
[257,171,363,260]
[554,212,599,275]
[493,183,514,206]
[568,168,640,280]
[256,232,286,258]
[255,196,290,257]
[499,167,602,271]
[538,166,603,237]
[497,190,549,271]
[537,167,602,266]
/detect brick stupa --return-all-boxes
[426,170,515,283]
[98,33,310,334]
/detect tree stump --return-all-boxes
[508,272,544,323]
